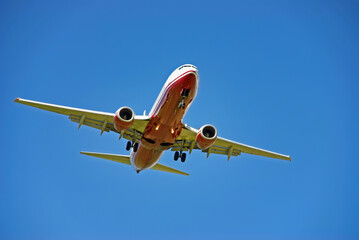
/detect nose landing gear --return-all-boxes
[178,88,190,109]
[178,99,186,109]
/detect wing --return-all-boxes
[173,123,291,161]
[14,98,150,141]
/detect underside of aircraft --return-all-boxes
[14,64,290,175]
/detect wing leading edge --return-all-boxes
[14,98,150,137]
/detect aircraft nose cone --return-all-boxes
[189,65,199,78]
[188,65,198,74]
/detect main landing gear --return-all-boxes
[126,141,138,152]
[174,151,186,162]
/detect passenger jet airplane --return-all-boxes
[14,64,290,176]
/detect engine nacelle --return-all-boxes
[196,124,217,150]
[114,107,135,132]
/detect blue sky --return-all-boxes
[1,0,358,239]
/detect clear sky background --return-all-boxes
[1,0,358,239]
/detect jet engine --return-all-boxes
[114,107,135,132]
[196,124,217,150]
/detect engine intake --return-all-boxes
[114,107,135,132]
[196,124,217,150]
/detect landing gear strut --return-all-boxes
[178,97,186,109]
[178,88,190,109]
[174,151,186,162]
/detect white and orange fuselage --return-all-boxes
[130,65,199,172]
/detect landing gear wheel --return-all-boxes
[133,143,139,152]
[182,103,185,109]
[126,141,132,151]
[174,151,179,161]
[181,153,186,162]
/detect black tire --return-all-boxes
[181,153,186,162]
[126,141,132,151]
[133,143,139,152]
[174,151,179,161]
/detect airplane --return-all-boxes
[14,64,290,176]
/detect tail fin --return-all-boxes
[80,151,189,176]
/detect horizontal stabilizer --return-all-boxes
[80,151,131,165]
[151,163,189,176]
[80,151,189,176]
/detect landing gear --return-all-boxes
[133,142,138,152]
[174,151,179,161]
[126,141,139,152]
[126,141,132,151]
[181,153,186,162]
[178,88,190,109]
[181,88,190,97]
[174,151,186,162]
[178,98,186,109]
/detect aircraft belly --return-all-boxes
[144,73,198,143]
[132,71,199,172]
[131,143,164,170]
